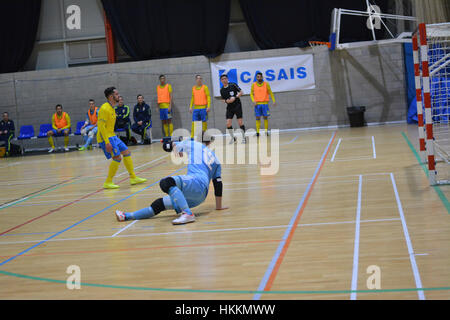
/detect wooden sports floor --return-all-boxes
[0,124,449,300]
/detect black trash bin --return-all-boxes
[347,106,366,127]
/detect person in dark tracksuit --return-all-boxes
[115,96,132,144]
[131,94,152,144]
[0,112,15,156]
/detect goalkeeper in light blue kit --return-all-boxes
[115,134,228,225]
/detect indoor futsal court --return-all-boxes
[0,125,449,300]
[0,0,450,304]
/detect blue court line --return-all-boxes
[0,166,187,267]
[281,135,299,146]
[253,132,336,300]
[287,135,299,145]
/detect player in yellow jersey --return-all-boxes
[250,72,276,137]
[157,75,173,137]
[97,87,147,189]
[189,75,211,139]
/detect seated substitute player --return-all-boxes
[98,87,147,189]
[115,133,228,225]
[78,99,98,151]
[157,75,174,137]
[0,112,15,157]
[250,72,276,137]
[220,74,246,144]
[114,96,132,145]
[47,104,71,153]
[131,94,152,144]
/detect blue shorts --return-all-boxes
[99,136,128,159]
[254,104,270,117]
[172,175,208,210]
[192,108,208,122]
[159,109,172,120]
[51,128,70,136]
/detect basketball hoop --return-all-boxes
[308,41,331,52]
[308,41,331,48]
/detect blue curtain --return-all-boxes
[404,43,418,124]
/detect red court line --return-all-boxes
[0,239,281,259]
[0,160,167,236]
[263,132,337,292]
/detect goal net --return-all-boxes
[414,23,450,185]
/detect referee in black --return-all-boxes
[220,74,246,144]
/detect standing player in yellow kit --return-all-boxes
[251,72,276,136]
[98,87,147,189]
[157,75,173,137]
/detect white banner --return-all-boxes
[210,54,315,97]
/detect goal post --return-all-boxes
[413,23,450,185]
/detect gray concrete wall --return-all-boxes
[0,43,407,149]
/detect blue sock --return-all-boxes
[125,206,154,220]
[168,186,193,215]
[84,136,93,148]
[82,135,88,143]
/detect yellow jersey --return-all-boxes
[97,102,116,144]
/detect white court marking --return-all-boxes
[0,218,401,246]
[330,138,342,162]
[390,172,425,300]
[372,136,377,159]
[350,175,362,300]
[111,220,138,237]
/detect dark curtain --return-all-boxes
[102,0,230,60]
[0,1,41,73]
[239,0,389,49]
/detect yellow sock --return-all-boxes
[191,122,195,138]
[123,155,136,179]
[169,123,173,136]
[202,121,207,132]
[106,160,120,184]
[48,136,55,148]
[264,119,269,130]
[64,136,69,148]
[163,123,169,136]
[256,120,261,133]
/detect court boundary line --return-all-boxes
[253,131,337,300]
[0,269,448,296]
[401,132,449,214]
[390,172,425,300]
[0,166,186,267]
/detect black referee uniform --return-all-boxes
[221,82,243,120]
[220,82,246,142]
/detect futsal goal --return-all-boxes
[413,23,450,185]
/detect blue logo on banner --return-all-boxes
[219,69,238,88]
[219,67,308,87]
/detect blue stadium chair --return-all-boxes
[74,121,85,135]
[17,125,35,140]
[37,124,53,138]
